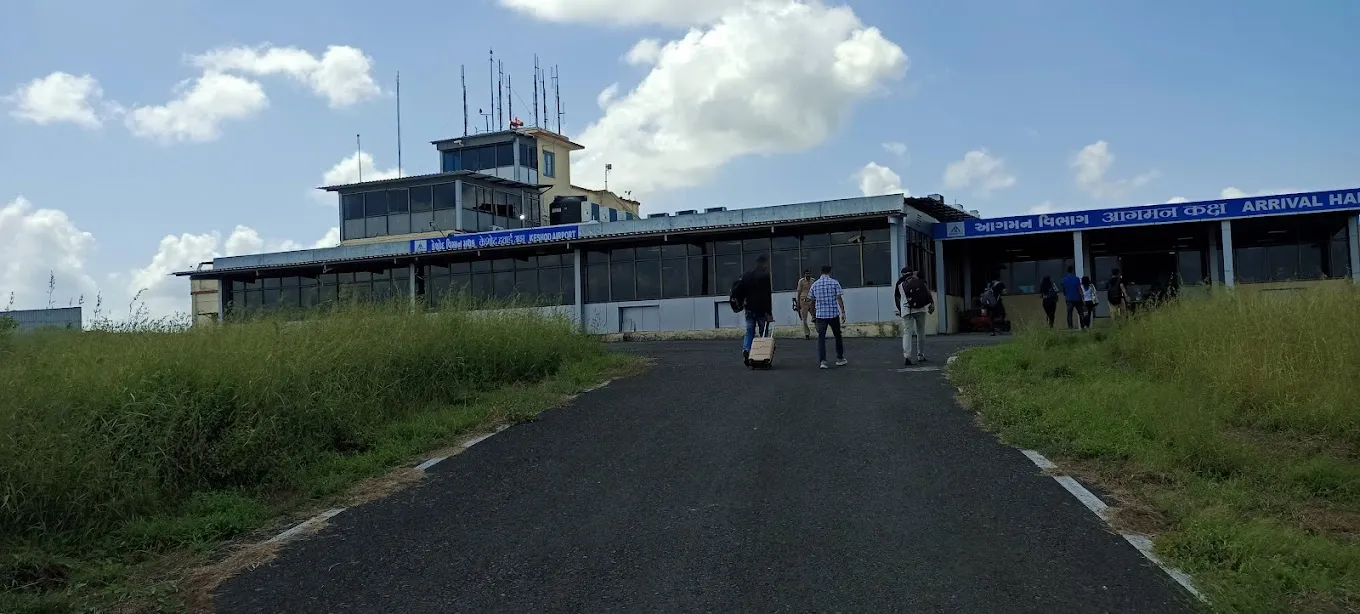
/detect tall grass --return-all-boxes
[0,300,616,609]
[952,286,1360,613]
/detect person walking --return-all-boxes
[1107,268,1128,318]
[980,276,1008,336]
[738,255,774,366]
[807,264,848,369]
[1039,275,1059,328]
[1060,265,1083,329]
[1080,275,1098,329]
[894,268,935,366]
[794,269,815,339]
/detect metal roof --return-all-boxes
[317,170,543,192]
[905,196,977,222]
[173,194,956,278]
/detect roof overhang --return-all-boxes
[318,170,539,192]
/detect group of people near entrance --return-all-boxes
[1036,266,1130,329]
[733,256,935,370]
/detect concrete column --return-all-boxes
[1073,231,1086,278]
[934,239,947,334]
[408,263,417,308]
[1208,225,1221,284]
[1220,220,1235,288]
[573,247,585,332]
[888,216,903,281]
[215,279,225,323]
[1348,214,1360,283]
[453,179,464,232]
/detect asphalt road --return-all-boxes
[217,336,1197,613]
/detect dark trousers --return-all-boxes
[814,317,844,362]
[1082,301,1095,328]
[1043,297,1058,327]
[1066,300,1083,328]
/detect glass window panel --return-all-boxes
[689,255,711,296]
[281,276,299,287]
[496,143,514,168]
[514,269,538,298]
[802,247,830,276]
[409,186,433,212]
[635,245,661,260]
[1235,247,1265,283]
[714,253,742,294]
[261,288,280,308]
[492,258,514,272]
[364,191,387,216]
[343,218,364,241]
[802,233,830,247]
[365,216,387,238]
[387,189,409,213]
[471,259,492,274]
[342,194,364,220]
[410,211,433,233]
[562,252,575,267]
[467,272,490,300]
[538,253,561,267]
[743,238,770,252]
[1009,261,1039,294]
[538,267,561,302]
[433,183,458,210]
[771,250,798,291]
[861,228,890,243]
[830,245,862,287]
[586,264,609,303]
[1300,243,1324,280]
[610,261,635,301]
[563,274,575,304]
[635,259,661,300]
[772,235,800,250]
[388,214,411,235]
[861,242,891,287]
[742,251,768,275]
[714,240,742,255]
[1177,251,1204,285]
[661,259,687,298]
[661,244,688,259]
[1264,245,1298,281]
[611,247,635,261]
[831,231,860,245]
[543,150,556,177]
[300,285,320,309]
[1330,240,1351,279]
[263,277,281,288]
[515,256,538,269]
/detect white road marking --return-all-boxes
[1017,449,1205,602]
[415,456,448,471]
[896,366,942,372]
[270,508,346,543]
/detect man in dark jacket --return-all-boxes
[740,255,774,365]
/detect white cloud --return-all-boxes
[564,1,907,197]
[5,72,109,128]
[1166,196,1190,204]
[881,141,908,158]
[855,162,906,197]
[1220,186,1300,199]
[0,196,100,311]
[942,148,1016,197]
[190,45,381,108]
[597,83,620,109]
[128,225,339,317]
[124,72,268,143]
[499,0,740,27]
[624,39,665,65]
[1071,140,1158,199]
[312,151,401,205]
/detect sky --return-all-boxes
[2,0,1358,319]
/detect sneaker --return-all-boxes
[819,361,829,369]
[835,358,848,367]
[904,356,914,367]
[917,354,927,362]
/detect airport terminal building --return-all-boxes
[175,126,1360,335]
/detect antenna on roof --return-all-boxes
[356,133,363,183]
[395,71,402,178]
[497,60,504,129]
[553,65,563,134]
[488,49,494,134]
[507,73,512,129]
[541,66,549,132]
[532,55,539,127]
[461,64,468,137]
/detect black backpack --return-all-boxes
[728,276,746,313]
[904,278,933,309]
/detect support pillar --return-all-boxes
[1348,214,1360,283]
[1072,231,1086,279]
[1208,225,1221,284]
[215,279,225,323]
[934,239,947,334]
[573,247,585,332]
[888,216,903,281]
[408,263,417,308]
[1220,220,1235,288]
[453,179,464,232]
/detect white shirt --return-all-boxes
[1082,284,1097,302]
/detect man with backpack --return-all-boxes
[730,255,773,366]
[979,276,1007,336]
[894,268,935,366]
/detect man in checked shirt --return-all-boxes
[807,264,849,369]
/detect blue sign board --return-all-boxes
[409,225,581,254]
[934,188,1360,240]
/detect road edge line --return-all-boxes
[1019,449,1206,603]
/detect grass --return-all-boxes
[951,285,1360,613]
[0,299,642,613]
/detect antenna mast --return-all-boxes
[532,55,539,127]
[497,60,504,129]
[487,49,494,134]
[507,74,513,127]
[461,64,468,136]
[541,68,548,131]
[395,71,402,177]
[553,65,563,134]
[356,134,363,183]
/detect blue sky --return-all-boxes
[2,0,1358,316]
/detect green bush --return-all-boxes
[952,285,1360,612]
[0,301,600,543]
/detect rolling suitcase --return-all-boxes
[747,320,775,370]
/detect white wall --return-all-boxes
[582,287,915,335]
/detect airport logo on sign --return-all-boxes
[946,222,965,238]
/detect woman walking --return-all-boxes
[1039,275,1059,328]
[1080,275,1098,329]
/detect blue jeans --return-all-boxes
[744,313,770,351]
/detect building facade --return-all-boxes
[0,307,82,332]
